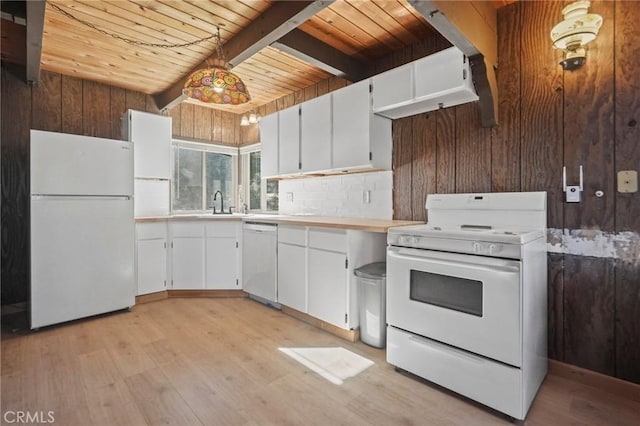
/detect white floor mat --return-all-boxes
[279,347,374,385]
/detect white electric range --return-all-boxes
[386,191,548,421]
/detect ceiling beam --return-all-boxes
[409,0,498,127]
[26,0,45,86]
[155,0,335,111]
[271,28,367,82]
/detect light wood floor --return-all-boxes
[2,298,639,426]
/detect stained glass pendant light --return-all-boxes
[183,27,251,105]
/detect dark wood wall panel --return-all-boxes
[454,103,491,193]
[563,256,615,376]
[32,71,61,132]
[435,108,456,195]
[563,1,615,231]
[125,90,146,112]
[615,261,640,383]
[615,1,640,233]
[194,106,213,142]
[180,103,195,139]
[212,110,222,142]
[83,81,111,138]
[1,67,32,305]
[61,75,83,134]
[110,87,126,140]
[492,1,521,193]
[411,114,436,222]
[519,0,564,229]
[547,253,564,361]
[392,118,413,221]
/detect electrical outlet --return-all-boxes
[363,190,371,204]
[617,170,638,193]
[286,192,294,202]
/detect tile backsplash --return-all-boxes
[278,170,393,219]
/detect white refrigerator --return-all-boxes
[30,130,135,329]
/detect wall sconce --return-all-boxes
[240,110,261,126]
[550,1,602,71]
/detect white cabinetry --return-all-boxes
[259,113,279,178]
[372,46,478,119]
[276,225,387,331]
[136,222,168,295]
[277,226,307,313]
[332,79,392,171]
[123,109,172,179]
[301,93,332,172]
[170,222,205,289]
[278,105,301,175]
[205,222,241,289]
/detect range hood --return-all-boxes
[371,46,478,120]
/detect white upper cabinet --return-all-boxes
[123,110,172,179]
[300,93,332,173]
[371,63,414,112]
[332,79,392,171]
[372,46,478,119]
[278,105,301,175]
[259,113,279,179]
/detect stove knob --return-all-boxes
[489,244,501,255]
[473,242,481,253]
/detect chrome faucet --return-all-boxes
[213,190,224,214]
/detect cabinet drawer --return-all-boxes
[205,221,238,238]
[308,228,346,252]
[278,225,306,246]
[171,221,204,238]
[136,222,167,240]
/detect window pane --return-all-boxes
[205,152,232,213]
[249,151,261,210]
[173,147,203,211]
[265,179,279,211]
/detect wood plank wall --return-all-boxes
[391,0,639,384]
[0,67,242,305]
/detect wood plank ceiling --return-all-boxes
[37,0,437,114]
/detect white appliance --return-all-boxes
[30,130,135,329]
[386,192,547,421]
[242,222,278,305]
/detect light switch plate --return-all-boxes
[286,192,294,202]
[617,170,638,193]
[566,186,581,202]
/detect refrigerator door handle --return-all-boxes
[31,195,132,201]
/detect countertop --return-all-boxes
[136,214,422,233]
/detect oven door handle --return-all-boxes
[387,248,520,275]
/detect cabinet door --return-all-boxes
[260,113,279,178]
[129,110,171,179]
[137,239,167,295]
[371,63,413,111]
[278,105,300,174]
[332,79,371,169]
[277,243,306,312]
[206,237,238,289]
[308,248,348,328]
[171,238,204,289]
[301,94,332,172]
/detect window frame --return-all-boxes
[171,139,238,214]
[239,143,278,212]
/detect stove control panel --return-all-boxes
[388,233,524,259]
[473,242,502,256]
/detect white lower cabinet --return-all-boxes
[136,222,168,295]
[276,225,387,331]
[168,220,241,290]
[308,247,348,328]
[171,237,205,289]
[205,222,241,289]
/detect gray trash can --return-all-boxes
[355,262,387,348]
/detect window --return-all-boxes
[172,142,237,212]
[240,145,278,212]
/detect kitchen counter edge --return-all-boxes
[136,215,422,233]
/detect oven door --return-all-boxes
[387,246,522,367]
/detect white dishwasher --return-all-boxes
[242,222,278,305]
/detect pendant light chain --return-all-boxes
[47,1,216,49]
